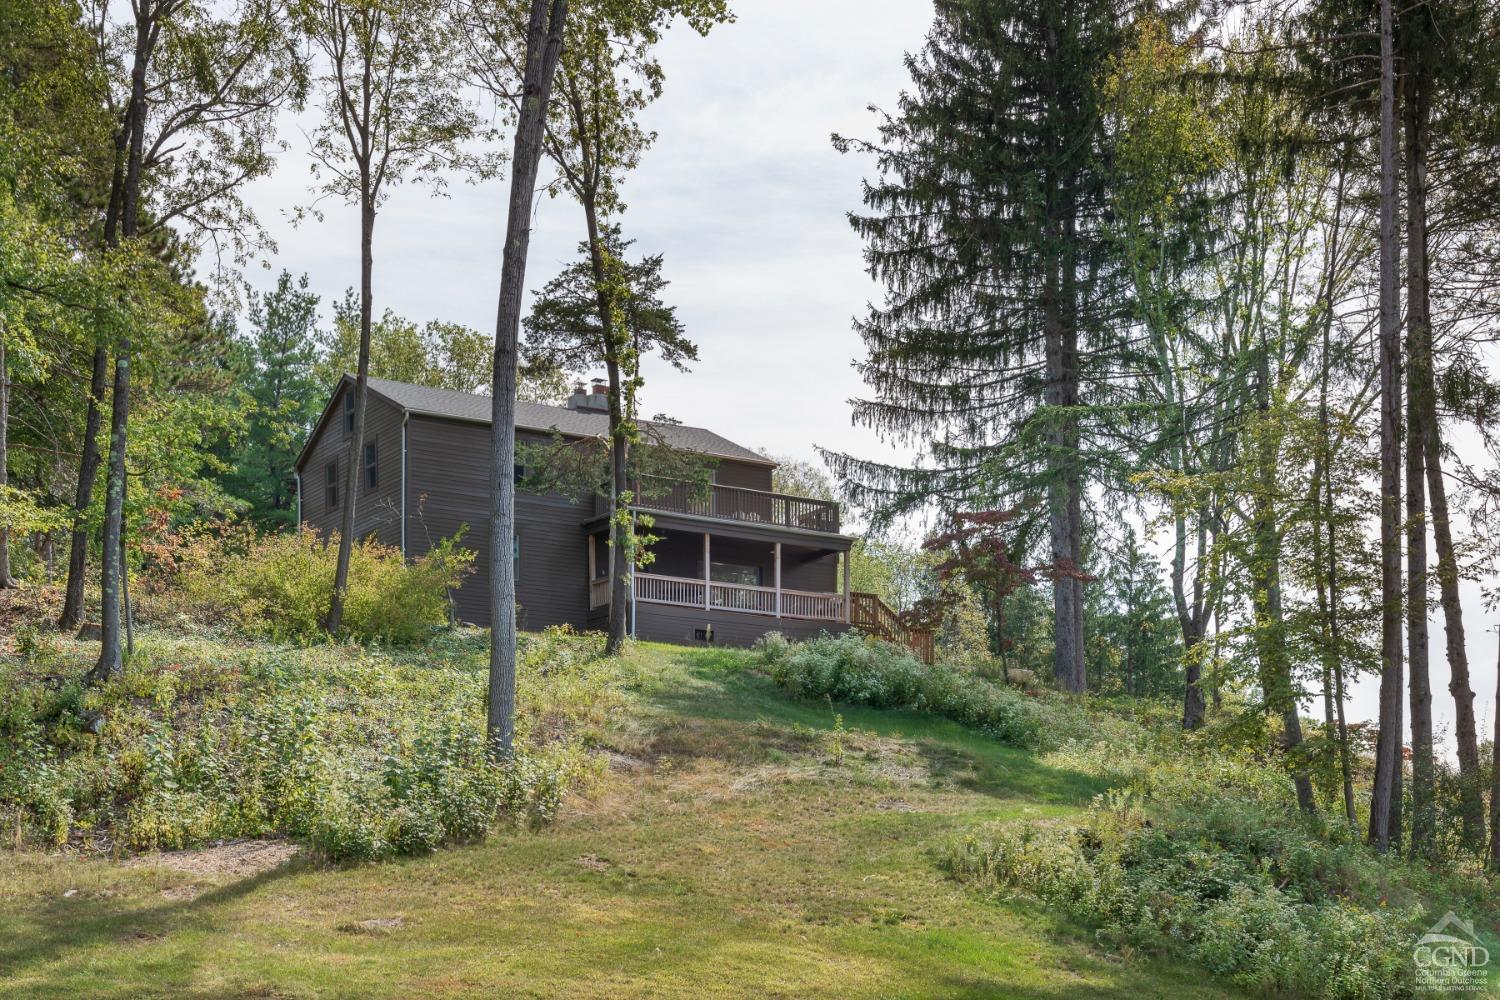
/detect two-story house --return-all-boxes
[295,375,930,657]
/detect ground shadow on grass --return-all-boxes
[633,644,1108,808]
[0,858,302,996]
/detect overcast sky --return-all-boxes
[235,0,1497,752]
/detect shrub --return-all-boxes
[0,627,615,861]
[944,739,1497,999]
[756,631,1150,752]
[177,527,473,644]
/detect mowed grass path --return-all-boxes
[0,642,1239,999]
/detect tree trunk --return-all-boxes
[487,0,568,758]
[88,347,129,684]
[328,195,376,635]
[1403,64,1435,857]
[1489,630,1499,868]
[59,353,108,630]
[1251,349,1314,813]
[90,5,150,684]
[121,520,134,656]
[1369,0,1403,852]
[0,334,14,588]
[581,203,631,655]
[1062,211,1086,695]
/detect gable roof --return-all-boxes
[301,375,775,469]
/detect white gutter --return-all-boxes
[400,412,409,557]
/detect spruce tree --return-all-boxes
[826,0,1147,693]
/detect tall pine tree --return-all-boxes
[826,0,1149,693]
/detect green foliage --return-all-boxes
[176,527,473,644]
[760,631,1091,752]
[946,734,1499,998]
[221,271,325,528]
[317,291,501,395]
[523,227,697,386]
[0,627,615,860]
[1086,527,1183,698]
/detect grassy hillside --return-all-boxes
[0,629,1240,999]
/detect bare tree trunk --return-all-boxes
[1062,213,1086,695]
[1319,333,1356,827]
[1044,260,1076,693]
[1369,0,1403,852]
[0,333,15,588]
[580,203,630,655]
[121,528,134,656]
[1489,630,1500,868]
[1403,64,1435,856]
[59,360,108,628]
[1252,348,1314,814]
[487,0,568,758]
[88,347,129,683]
[329,196,375,635]
[90,5,150,684]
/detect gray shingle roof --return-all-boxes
[363,375,774,467]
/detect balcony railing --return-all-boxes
[632,572,847,622]
[632,476,840,533]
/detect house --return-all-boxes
[294,375,932,657]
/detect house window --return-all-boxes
[364,440,379,490]
[343,391,354,434]
[514,463,525,486]
[709,561,762,587]
[324,460,339,508]
[513,535,520,577]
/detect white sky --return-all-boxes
[234,0,1497,755]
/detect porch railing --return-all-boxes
[850,591,935,664]
[589,577,610,609]
[633,476,840,533]
[631,572,847,622]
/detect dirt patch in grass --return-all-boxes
[125,838,300,879]
[338,916,405,935]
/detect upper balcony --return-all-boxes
[631,474,841,534]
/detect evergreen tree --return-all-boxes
[225,271,323,528]
[1087,528,1182,698]
[825,0,1155,694]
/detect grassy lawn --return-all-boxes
[0,639,1240,999]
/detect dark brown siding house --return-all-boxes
[294,375,929,654]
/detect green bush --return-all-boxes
[758,631,1146,751]
[944,741,1495,999]
[178,528,473,644]
[0,627,614,862]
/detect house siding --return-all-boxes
[714,458,773,492]
[404,415,590,629]
[297,381,404,549]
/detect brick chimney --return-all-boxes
[566,378,610,412]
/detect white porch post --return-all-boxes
[703,532,711,610]
[774,542,782,618]
[842,548,852,623]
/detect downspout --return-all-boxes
[294,470,302,528]
[400,412,409,557]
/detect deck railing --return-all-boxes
[631,572,847,622]
[850,591,935,664]
[589,577,610,609]
[633,476,840,533]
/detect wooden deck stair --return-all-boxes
[849,592,935,664]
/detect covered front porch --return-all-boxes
[586,520,854,644]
